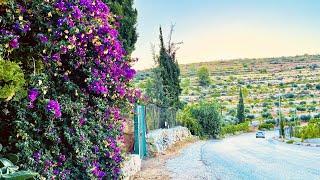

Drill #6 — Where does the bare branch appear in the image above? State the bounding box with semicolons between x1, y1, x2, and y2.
168;23;176;53
150;43;158;67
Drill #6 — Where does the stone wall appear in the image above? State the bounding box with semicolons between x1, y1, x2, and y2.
122;154;141;179
146;126;192;156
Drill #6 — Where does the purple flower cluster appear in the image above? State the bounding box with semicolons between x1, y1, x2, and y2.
79;118;86;126
1;0;140;178
92;161;106;179
33;151;41;162
9;38;19;48
28;88;39;108
46;100;62;118
13;21;30;34
57;154;66;166
0;10;31;49
42;0;138;99
37;33;48;43
106;137;122;165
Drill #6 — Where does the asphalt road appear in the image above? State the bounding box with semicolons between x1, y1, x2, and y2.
166;132;320;180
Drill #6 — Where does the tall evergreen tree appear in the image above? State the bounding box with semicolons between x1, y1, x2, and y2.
237;86;245;123
157;26;182;109
147;26;182;128
105;0;138;55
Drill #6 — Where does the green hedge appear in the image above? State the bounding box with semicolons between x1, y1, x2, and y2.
177;105;203;136
177;101;222;138
221;121;250;136
294;121;320;140
258;123;274;130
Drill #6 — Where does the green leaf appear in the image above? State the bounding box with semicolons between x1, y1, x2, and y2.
0;158;14;168
0;171;38;180
7;165;19;172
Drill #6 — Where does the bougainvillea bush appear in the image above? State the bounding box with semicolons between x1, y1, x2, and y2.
0;0;139;179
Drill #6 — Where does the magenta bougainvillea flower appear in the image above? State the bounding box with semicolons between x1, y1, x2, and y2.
27;88;39;108
46;100;62;118
9;38;19;48
28;88;39;102
37;33;48;43
33;151;41;162
92;161;106;179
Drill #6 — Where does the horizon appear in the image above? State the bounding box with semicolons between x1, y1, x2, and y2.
132;0;320;70
135;53;320;72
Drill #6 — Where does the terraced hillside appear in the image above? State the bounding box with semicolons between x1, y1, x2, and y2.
136;54;320;122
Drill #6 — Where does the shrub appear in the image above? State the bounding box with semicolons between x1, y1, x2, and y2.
262;111;272;119
286;140;294;144
294;121;320;140
177;106;202;136
246;114;255;120
190;102;222;138
314;113;320;119
284;93;295;99
300;101;307;105
197;67;211;86
265;119;276;125
258;123;274;130
305;83;312;89
308;106;316;112
300;114;312;121
0;58;26;101
227;109;237;117
296;106;307;111
221;122;250;136
262;102;270;107
222;116;238;125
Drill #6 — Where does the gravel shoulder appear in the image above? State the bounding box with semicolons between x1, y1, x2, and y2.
133;137;198;180
166;141;212;180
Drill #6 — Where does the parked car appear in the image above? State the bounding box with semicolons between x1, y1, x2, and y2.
256;131;265;138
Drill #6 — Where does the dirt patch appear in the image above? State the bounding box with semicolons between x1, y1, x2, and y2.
132;137;198;180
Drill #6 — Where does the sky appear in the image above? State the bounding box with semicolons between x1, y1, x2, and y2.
132;0;320;70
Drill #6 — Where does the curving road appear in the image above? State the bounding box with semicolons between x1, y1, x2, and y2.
166;132;320;180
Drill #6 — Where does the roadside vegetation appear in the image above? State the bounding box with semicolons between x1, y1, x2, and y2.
294;119;320;140
220;122;251;136
177;101;222;138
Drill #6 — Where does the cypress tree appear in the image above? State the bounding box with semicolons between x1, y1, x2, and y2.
237;86;245;123
156;26;181;109
154;27;182;127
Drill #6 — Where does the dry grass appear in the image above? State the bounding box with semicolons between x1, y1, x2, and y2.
132;137;198;180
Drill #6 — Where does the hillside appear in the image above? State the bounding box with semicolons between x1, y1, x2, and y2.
136;54;320;122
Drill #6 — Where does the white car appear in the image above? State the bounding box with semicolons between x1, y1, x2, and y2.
256;131;265;138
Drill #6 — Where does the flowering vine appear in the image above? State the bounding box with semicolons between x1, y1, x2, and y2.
0;0;140;179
